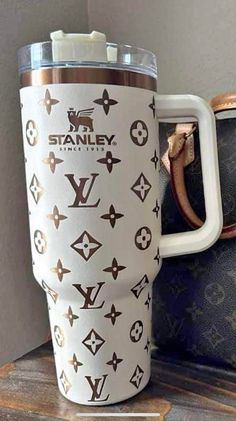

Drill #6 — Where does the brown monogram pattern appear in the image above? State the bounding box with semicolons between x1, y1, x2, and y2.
20;84;160;405
153;121;236;370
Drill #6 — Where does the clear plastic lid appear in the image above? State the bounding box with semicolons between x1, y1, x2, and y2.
18;30;157;78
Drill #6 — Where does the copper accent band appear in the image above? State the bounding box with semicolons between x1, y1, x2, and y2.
20;67;157;91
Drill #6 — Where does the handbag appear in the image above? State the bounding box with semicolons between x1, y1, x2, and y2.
153;92;236;368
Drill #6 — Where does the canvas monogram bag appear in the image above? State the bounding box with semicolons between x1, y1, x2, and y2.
153;92;236;368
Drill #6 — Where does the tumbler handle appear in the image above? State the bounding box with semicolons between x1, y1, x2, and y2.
156;94;223;258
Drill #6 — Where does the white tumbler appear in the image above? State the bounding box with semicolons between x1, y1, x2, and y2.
18;30;222;405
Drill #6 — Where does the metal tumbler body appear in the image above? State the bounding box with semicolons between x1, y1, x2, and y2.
18;32;222;405
19;43;160;404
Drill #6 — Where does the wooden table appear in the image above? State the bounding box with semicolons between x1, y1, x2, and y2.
0;343;235;421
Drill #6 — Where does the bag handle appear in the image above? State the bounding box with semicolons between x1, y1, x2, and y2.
167;92;236;239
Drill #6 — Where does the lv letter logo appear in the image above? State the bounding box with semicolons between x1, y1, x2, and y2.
73;282;105;309
85;375;110;402
65;173;100;208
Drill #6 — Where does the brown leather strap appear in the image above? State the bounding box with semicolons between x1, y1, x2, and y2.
168;92;236;240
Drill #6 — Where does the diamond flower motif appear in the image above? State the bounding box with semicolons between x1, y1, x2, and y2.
60;370;71;395
101;204;124;228
82;329;105;355
64;306;79;327
26;120;38;146
104;304;122;325
135;227;152;250
71;230;102;261
130;320;144;343
94;89;118;115
51;259;71;282
152;200;160;218
47;205;67;229
54;325;65;347
203;325;225;348
34;230;47;254
130;365;144;389
106;352;123;372
131;173;152;202
149;95;156;118
151;150;159;170
130;120;148;146
69;353;83;373
131;275;149;299
29;174;44;204
43;151;63;174
39;89;59;115
41;280;58;303
97;151;121;173
103;258;126;280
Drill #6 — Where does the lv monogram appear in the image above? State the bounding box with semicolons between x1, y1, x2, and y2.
73;282;105;309
65;173;100;208
85;374;110;402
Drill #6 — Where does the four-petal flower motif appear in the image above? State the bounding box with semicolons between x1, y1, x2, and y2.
104;304;122;326
39;89;59;115
130;120;148;146
152;200;160;218
106;352;123;372
94;89;118;115
43;151;63;174
97;151;121;173
51;259;71;282
135;226;152;250
101;204;124;228
64;305;79;327
149;95;156;118
103;257;126;280
69;353;83;373
47;205;67;230
151;150;159;170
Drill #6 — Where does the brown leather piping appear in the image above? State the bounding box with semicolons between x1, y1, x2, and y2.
20;67;157;91
168;92;236;240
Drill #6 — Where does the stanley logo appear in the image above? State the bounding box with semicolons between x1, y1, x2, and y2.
48;106;115;148
68;108;94;132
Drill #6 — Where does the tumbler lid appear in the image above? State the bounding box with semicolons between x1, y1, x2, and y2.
18;30;157;79
50;30;108;62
